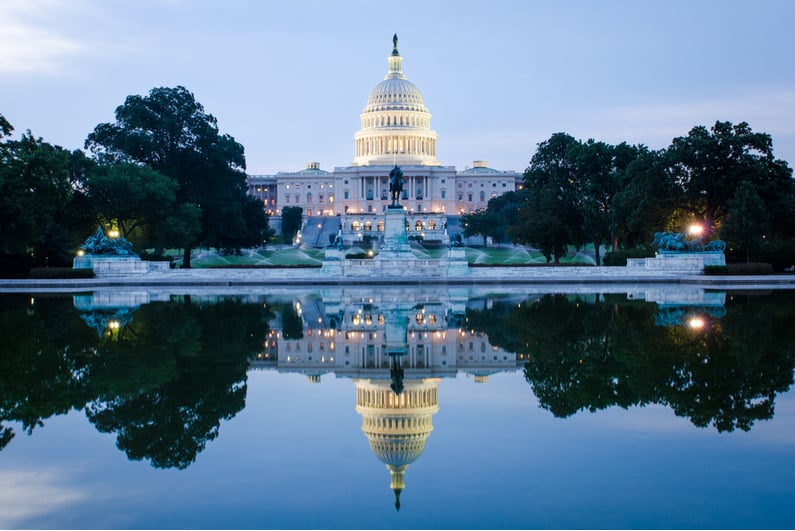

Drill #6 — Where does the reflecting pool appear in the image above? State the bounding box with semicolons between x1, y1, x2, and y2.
1;286;794;529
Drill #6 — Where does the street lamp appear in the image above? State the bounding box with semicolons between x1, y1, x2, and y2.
688;224;704;237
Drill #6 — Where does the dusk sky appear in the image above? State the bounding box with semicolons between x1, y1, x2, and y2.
2;0;794;175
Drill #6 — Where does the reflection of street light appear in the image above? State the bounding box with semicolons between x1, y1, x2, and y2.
108;229;120;238
688;224;704;237
688;316;706;330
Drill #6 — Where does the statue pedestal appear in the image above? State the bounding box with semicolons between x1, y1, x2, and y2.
627;252;726;273
377;206;412;258
74;255;150;276
447;247;468;275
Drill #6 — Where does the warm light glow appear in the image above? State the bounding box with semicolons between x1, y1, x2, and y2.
367;250;374;257
107;320;120;330
688;317;706;330
688;224;704;237
107;230;120;238
76;249;85;257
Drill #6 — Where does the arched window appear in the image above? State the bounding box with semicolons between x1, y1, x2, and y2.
428;220;436;230
307;193;312;204
364;220;372;231
415;220;424;231
351;221;360;231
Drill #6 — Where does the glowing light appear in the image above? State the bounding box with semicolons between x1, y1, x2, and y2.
107;320;120;330
107;230;120;238
76;249;85;257
688;224;704;237
688;317;706;330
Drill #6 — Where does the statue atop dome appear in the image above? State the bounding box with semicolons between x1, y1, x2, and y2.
392;33;399;55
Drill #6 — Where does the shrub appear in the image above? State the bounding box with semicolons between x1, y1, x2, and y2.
603;247;655;266
28;267;95;279
705;263;773;275
755;239;795;272
138;252;173;262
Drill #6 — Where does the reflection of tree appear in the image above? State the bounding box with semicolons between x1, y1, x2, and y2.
85;300;271;469
0;295;272;468
279;303;304;340
466;292;795;432
0;295;96;445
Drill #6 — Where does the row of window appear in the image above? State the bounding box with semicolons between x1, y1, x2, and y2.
458;182;510;188
347;219;439;232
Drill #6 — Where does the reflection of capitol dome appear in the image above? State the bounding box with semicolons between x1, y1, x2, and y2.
355;378;441;510
353;34;439;167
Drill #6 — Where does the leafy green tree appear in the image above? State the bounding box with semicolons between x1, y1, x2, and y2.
281;206;303;244
515;133;584;263
85;86;269;266
611;146;674;249
721;180;770;262
665;121;793;237
86;162;178;240
461;209;494;246
0;127;95;268
572;139;617;265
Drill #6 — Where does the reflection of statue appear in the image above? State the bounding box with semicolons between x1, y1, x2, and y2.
389;165;403;206
82;226;136;256
390;356;405;396
451;233;464;247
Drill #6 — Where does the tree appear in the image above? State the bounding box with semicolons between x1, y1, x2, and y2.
515;133;584;263
86;162;178;240
572;139;618;265
461;209;499;246
281;206;303;244
665;121;792;237
606;145;680;250
85;86;269;267
0;128;95;268
489;190;527;239
721;180;769;262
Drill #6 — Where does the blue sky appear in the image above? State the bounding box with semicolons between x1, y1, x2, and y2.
1;0;794;175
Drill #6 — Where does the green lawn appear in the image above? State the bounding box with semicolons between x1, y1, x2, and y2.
166;244;602;267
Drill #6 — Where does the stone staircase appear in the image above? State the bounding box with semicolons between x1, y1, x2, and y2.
300;216;342;248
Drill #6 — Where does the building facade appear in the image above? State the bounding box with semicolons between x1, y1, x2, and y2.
246;35;521;245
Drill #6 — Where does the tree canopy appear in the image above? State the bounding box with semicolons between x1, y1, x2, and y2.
85;86;270;266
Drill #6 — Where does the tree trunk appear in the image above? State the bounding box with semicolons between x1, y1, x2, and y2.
593;239;602;266
183;247;192;269
612;234;619;252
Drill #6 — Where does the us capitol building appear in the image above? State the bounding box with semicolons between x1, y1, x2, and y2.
246;35;521;246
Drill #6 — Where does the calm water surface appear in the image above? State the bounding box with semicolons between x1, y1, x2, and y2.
1;286;794;529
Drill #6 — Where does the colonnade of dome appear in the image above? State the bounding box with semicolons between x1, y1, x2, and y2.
353;35;439;166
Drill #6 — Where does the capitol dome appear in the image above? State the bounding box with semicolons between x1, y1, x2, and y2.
353;35;440;166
